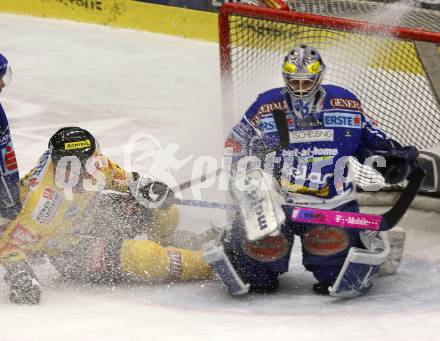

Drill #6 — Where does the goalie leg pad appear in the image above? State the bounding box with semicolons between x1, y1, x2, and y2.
203;245;250;296
329;231;390;298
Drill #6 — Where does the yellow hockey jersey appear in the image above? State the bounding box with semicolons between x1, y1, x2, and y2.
1;149;147;265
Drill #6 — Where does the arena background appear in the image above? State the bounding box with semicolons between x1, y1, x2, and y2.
0;0;223;41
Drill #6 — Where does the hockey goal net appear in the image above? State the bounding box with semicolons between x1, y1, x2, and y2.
219;2;440;196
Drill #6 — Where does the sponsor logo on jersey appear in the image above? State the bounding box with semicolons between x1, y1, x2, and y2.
289;129;334;143
303;226;349;256
9;223;40;245
32;187;62;226
64;139;91;151
329;98;362;111
258;116;277;133
250;100;288;127
323;113;361;129
1;143;18;175
285;147;339;157
296;118;322;128
43;188;54;200
224;137;243;155
344;130;353;137
242;235;289;262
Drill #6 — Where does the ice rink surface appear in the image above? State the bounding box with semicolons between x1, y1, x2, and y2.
1;13;440;341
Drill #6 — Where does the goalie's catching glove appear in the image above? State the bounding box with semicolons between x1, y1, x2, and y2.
363;139;419;184
5;261;41;305
129;172;174;209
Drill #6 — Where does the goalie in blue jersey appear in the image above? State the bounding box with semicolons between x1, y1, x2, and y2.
204;44;419;298
0;52;20;231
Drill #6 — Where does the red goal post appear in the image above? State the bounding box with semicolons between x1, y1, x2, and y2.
219;3;440;152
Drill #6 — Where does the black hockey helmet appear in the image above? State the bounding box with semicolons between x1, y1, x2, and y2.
49;126;96;164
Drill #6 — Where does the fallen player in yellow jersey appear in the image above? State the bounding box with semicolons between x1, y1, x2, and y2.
0;127;213;304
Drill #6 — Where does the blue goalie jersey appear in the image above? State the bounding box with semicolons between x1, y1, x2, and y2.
0;102;20;222
226;84;388;209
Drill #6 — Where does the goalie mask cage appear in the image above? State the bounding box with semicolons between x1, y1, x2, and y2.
219;2;440;190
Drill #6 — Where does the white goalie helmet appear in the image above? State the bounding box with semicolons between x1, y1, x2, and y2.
282;45;326;99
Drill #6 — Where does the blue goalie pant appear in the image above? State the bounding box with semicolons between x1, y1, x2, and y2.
219;201;368;292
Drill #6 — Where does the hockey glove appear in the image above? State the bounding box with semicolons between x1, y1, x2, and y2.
129;172;175;209
5;261;41;305
363;139;419;184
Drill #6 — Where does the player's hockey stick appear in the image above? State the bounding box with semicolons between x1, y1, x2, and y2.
273;109;290;150
174;165;423;231
172;167;222;192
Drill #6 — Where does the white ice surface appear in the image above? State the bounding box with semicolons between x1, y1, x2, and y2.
0;13;440;341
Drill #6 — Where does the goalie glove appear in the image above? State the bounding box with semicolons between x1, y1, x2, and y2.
362;139;419;184
230;168;286;241
129;172;174;209
5;261;41;305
